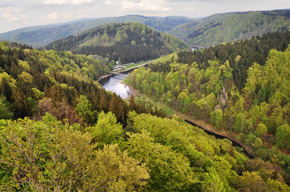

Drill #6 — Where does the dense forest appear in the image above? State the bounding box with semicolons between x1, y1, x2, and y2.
0;41;166;123
1;39;290;191
169;10;290;47
2;109;290;191
45;22;190;64
125;31;290;183
0;15;195;47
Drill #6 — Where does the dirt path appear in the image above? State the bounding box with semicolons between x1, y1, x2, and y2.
119;81;140;100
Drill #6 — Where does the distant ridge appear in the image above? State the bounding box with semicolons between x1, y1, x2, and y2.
0;15;196;47
169;9;290;47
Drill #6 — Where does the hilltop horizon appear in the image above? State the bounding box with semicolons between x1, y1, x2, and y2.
0;0;289;33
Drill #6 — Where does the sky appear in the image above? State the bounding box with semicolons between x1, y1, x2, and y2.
0;0;289;33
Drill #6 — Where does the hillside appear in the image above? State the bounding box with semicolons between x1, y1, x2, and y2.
169;10;290;47
1;37;290;192
0;15;196;47
44;22;191;64
0;41;288;190
125;31;290;179
169;12;233;37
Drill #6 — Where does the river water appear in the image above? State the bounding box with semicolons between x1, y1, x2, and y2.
99;72;130;99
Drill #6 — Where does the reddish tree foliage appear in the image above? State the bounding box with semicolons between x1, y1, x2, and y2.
33;98;83;125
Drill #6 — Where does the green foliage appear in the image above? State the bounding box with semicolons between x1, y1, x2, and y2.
125;130;198;191
45;22;190;64
75;95;97;124
86;111;124;147
0;95;13;119
0;15;195;47
256;123;268;137
170;10;290;47
0;115;149;191
276;124;290;148
126;32;290;175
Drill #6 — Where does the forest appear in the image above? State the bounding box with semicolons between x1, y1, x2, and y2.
170;10;290;47
125;30;290;189
0;15;195;48
44;22;190;64
1;36;290;191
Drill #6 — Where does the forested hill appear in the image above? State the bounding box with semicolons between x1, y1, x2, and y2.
0;41;167;123
1;42;290;191
169;9;290;47
44;22;190;64
125;30;290;181
0;15;195;47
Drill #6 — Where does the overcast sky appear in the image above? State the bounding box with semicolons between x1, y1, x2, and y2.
0;0;289;33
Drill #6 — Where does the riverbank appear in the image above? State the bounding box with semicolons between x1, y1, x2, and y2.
119;81;140;100
96;73;113;82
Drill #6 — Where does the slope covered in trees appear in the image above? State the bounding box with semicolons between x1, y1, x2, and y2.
1;111;289;191
169;10;290;47
45;22;190;64
0;40;290;191
0;41;165;124
125;31;290;177
0;15;195;47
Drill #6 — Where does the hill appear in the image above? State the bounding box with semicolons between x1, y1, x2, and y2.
169;10;290;47
125;30;290;180
0;39;290;192
0;15;196;47
44;22;191;64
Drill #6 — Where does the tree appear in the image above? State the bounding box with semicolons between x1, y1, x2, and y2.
12;88;31;118
125;130;198;191
0;95;13;119
237;171;266;192
276;124;290;148
75;95;97;124
18;71;33;84
0;77;13;103
202;168;227;192
0;115;149;191
86;111;124;147
211;109;223;130
256;123;268;137
131;40;136;46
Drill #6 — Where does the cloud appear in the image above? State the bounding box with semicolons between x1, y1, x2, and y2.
44;0;93;5
105;0;113;5
0;7;28;21
40;11;88;20
121;0;171;11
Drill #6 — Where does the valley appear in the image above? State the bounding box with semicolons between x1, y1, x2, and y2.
1;7;290;191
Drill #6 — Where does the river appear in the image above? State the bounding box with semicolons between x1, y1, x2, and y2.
99;72;130;99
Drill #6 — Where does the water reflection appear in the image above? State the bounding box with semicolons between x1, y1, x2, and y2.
100;73;131;99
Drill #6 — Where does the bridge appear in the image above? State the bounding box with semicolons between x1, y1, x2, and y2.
168;114;255;159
